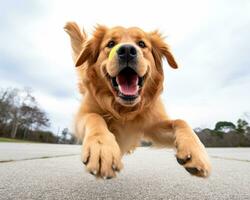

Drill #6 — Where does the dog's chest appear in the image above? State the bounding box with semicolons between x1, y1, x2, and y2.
108;122;143;154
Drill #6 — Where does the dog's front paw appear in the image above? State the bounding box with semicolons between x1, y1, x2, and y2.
82;133;123;179
175;134;211;178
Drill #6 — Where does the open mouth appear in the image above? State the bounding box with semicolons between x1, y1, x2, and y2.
110;67;144;102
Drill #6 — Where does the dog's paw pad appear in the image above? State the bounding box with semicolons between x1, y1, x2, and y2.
185;167;199;175
185;167;208;177
176;155;191;165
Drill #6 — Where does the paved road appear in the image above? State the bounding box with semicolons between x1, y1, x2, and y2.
0;143;250;200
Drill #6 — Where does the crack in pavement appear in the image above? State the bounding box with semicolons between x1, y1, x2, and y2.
210;155;250;163
0;153;79;164
1;154;249;164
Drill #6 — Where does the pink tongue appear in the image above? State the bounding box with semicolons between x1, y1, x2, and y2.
116;74;139;95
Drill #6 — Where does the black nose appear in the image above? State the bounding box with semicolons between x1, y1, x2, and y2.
117;44;137;62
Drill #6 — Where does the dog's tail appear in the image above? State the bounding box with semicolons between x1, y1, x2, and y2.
64;22;87;62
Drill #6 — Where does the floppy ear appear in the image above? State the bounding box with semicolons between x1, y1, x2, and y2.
64;22;87;62
149;31;178;69
75;25;107;67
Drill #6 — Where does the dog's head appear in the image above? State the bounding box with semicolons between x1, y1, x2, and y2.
65;23;178;109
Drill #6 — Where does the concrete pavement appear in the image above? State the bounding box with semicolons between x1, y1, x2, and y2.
0;143;250;200
0;143;80;162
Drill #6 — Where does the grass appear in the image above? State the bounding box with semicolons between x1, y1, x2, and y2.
0;137;35;143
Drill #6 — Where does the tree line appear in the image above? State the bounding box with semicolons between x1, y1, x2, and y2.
195;118;250;147
141;118;250;147
0;87;76;144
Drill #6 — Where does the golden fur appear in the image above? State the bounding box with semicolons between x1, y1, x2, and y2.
64;22;211;179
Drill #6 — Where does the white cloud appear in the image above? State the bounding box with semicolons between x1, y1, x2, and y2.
33;91;80;132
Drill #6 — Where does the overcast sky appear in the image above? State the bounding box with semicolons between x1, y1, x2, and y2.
0;0;250;132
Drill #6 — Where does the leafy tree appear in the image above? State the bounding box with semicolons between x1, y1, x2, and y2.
214;121;236;133
61;128;69;143
236;119;249;134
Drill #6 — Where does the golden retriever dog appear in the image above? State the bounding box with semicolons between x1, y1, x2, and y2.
64;22;211;179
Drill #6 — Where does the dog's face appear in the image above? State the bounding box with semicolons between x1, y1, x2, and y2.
75;26;178;107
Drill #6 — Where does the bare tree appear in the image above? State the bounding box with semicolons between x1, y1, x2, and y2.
0;88;19;134
0;87;50;138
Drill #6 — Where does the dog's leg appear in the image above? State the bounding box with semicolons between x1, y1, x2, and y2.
76;113;123;179
144;119;211;177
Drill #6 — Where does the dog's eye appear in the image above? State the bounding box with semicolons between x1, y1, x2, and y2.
107;40;116;48
138;40;146;48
